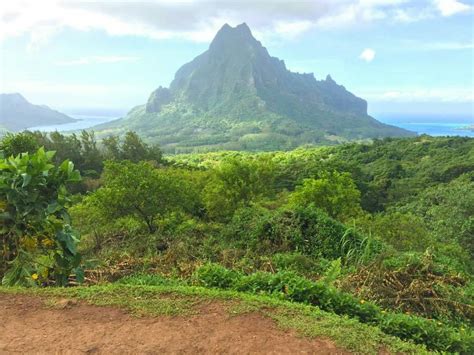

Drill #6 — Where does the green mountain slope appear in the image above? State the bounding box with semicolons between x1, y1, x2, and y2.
97;23;414;153
0;93;76;132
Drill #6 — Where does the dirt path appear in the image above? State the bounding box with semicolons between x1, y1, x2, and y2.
0;294;346;354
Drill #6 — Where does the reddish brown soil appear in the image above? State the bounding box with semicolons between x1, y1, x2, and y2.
0;294;346;354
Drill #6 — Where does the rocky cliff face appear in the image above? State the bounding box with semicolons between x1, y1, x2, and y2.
151;22;368;121
146;87;173;113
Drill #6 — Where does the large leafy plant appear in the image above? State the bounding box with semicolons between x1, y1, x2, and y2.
0;148;82;286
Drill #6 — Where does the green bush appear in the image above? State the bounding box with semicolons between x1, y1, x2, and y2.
118;274;181;287
271;252;328;276
288;171;362;220
225;205;382;263
0;132;40;157
194;264;473;352
85;161;198;234
0;148;82;286
377;313;471;353
202;156;276;221
195;263;242;289
354;212;433;252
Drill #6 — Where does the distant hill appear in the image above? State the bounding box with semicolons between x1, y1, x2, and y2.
0;93;76;132
96;23;414;153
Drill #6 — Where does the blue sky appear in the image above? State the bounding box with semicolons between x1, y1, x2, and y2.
0;0;473;120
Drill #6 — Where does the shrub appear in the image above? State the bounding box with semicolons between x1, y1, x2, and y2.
0;148;82;286
288;171;362;220
202;156;276;221
377;313;471;353
87;161;197;233
118;274;181;287
195;263;242;289
0;132;40;157
224;205;382;264
271;252;328;276
354;212;432;252
343;250;473;325
194;264;473;352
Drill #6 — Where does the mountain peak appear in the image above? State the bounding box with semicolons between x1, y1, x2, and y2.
210;22;259;51
1;93;27;104
235;22;251;34
0;93;75;131
215;22;251;36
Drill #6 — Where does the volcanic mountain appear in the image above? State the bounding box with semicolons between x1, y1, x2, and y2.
98;23;414;152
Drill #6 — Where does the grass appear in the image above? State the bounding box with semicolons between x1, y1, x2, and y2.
0;283;430;354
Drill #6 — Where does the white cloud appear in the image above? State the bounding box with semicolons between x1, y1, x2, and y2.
393;8;433;22
27;26;59;52
433;0;472;16
55;56;140;66
0;0;467;49
359;48;376;62
361;88;474;102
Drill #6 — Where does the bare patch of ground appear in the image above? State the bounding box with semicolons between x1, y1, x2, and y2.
0;294;346;354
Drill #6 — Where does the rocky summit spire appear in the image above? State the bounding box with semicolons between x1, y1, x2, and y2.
209;23;260;53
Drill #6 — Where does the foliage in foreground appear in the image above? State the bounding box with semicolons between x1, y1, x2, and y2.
1;133;473;353
0;148;82;286
342;251;474;325
194;264;473;353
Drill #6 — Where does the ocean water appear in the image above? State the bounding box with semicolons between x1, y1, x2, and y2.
27;113;474;138
377;115;474;137
387;122;474;137
27;115;119;132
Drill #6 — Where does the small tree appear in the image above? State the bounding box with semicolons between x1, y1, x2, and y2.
0;148;82;286
203;156;275;220
0;132;39;157
102;131;163;163
89;161;190;233
288;171;362;221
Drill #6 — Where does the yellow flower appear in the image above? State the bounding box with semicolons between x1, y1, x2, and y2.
42;238;54;247
22;237;37;251
360;300;365;304
31;273;39;280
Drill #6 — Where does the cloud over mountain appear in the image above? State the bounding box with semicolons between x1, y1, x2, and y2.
1;0;472;49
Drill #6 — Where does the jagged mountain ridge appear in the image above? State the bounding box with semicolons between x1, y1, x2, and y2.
162;23;366;119
98;23;414;153
0;93;76;132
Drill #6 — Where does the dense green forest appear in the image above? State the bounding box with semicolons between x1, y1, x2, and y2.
1;130;473;352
